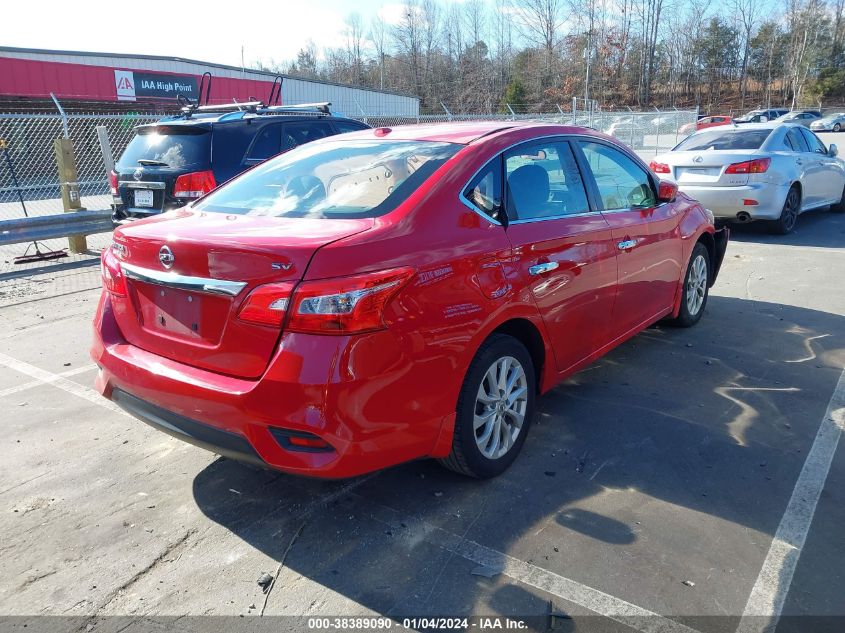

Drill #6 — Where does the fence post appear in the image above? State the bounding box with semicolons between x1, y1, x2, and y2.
506;103;516;121
572;97;577;125
54;137;88;254
96;126;115;174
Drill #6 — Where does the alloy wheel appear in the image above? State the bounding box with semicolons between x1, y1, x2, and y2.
686;254;708;316
782;190;799;232
474;356;528;460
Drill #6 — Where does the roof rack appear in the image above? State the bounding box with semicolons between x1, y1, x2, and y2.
258;102;332;115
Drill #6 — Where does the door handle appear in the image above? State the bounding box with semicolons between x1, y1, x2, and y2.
528;261;559;275
617;239;638;250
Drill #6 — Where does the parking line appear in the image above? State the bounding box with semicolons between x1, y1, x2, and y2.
0;352;126;417
0;363;97;399
366;502;701;633
737;368;845;633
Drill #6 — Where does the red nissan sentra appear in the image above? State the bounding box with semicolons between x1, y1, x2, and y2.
92;122;728;479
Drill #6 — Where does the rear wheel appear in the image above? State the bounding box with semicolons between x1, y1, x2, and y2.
834;123;842;132
831;185;845;213
668;242;710;328
439;334;536;478
770;186;800;235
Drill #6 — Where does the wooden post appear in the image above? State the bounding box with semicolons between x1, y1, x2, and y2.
54;137;87;253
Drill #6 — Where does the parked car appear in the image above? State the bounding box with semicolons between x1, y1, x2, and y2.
650;123;845;234
603;116;645;147
678;115;732;135
734;108;789;124
810;112;845;132
774;110;821;127
110;102;369;223
650;113;689;133
93;122;728;480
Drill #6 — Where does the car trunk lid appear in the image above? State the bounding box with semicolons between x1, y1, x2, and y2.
110;210;373;378
666;151;756;186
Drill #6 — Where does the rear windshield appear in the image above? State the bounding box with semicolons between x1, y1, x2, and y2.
117;125;210;170
674;129;771;151
193;138;460;219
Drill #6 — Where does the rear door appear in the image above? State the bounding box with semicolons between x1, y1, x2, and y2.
501;138;618;373
243;123;283;167
282;120;335;151
576;140;681;337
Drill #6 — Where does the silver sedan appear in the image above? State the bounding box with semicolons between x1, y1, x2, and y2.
650;123;845;234
810;112;845;132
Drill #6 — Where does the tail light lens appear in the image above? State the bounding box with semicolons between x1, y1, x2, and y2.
288;267;415;334
173;170;216;199
101;247;127;296
725;158;771;174
108;170;119;196
649;161;670;174
237;282;294;327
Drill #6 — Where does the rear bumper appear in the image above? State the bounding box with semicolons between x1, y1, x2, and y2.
680;183;788;220
91;292;452;478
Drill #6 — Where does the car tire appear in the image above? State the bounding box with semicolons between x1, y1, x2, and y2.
831;185;845;213
834;123;841;132
668;242;710;328
439;334;536;479
770;186;801;234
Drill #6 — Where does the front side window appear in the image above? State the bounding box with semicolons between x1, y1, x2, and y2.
504;141;589;221
800;128;827;154
194;139;459;219
334;120;368;134
578;142;655;210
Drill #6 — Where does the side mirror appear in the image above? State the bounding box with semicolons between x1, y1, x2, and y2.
829;144;838;157
657;180;678;203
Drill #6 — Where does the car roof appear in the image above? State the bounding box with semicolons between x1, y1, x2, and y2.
141;112;362;129
330;121;594;145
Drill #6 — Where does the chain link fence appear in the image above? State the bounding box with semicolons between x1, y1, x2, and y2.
0;112;160;221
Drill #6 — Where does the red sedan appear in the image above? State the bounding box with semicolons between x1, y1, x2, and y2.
92;122;728;479
678;115;733;135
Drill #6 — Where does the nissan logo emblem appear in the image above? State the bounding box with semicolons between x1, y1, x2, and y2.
159;245;175;269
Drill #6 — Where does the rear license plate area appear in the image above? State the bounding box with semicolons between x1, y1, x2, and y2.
132;283;229;343
134;189;154;207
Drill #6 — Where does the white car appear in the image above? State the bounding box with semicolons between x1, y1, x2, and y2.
649;123;845;234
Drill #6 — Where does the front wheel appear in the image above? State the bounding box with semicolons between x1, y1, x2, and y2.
439;334;536;478
834;123;841;132
770;187;800;235
668;242;710;328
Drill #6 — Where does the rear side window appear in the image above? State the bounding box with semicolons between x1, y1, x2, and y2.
117;126;210;169
674;129;772;151
504;141;589;220
247;124;282;161
194;139;460;219
578;142;655;210
334;120;368;134
283;121;333;150
463;158;504;223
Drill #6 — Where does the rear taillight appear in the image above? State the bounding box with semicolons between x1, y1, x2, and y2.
287;267;415;334
649;161;670;174
237;282;294;327
725;158;770;174
108;170;119;196
173;170;216;199
101;247;127;296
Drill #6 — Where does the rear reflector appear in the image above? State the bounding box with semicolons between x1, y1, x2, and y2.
725;158;770;174
173;170;217;199
743;199;759;206
269;428;334;453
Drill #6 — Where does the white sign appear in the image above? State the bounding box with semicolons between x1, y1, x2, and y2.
114;70;136;102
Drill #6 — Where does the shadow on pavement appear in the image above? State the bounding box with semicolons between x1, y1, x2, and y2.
191;296;845;628
725;208;845;247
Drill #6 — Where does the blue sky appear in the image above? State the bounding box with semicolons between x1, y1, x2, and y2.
9;0;426;68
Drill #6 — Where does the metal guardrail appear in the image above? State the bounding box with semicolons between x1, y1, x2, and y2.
0;210;113;246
